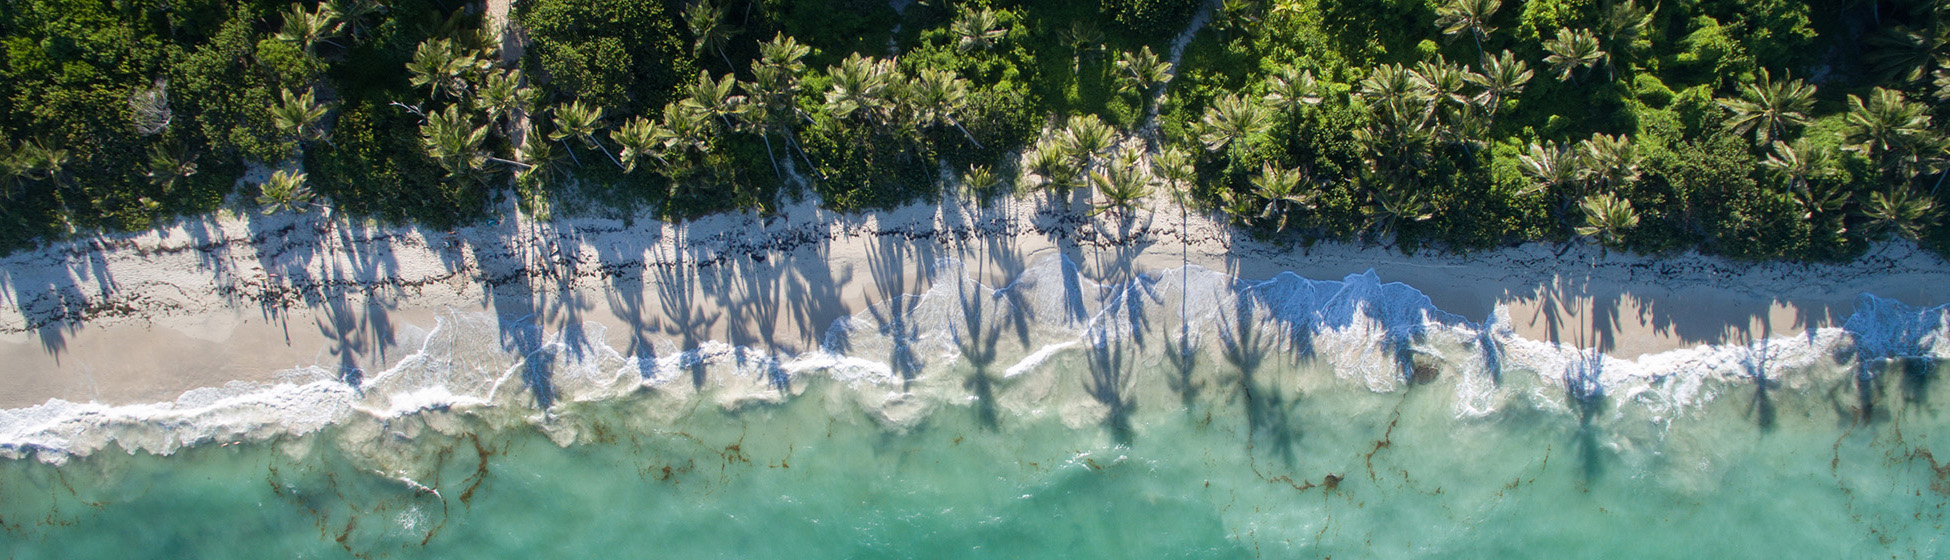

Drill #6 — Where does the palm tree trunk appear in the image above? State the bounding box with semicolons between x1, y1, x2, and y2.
716;46;736;76
760;133;783;179
586;136;627;170
950;119;985;149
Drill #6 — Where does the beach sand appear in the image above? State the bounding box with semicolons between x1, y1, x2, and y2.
3;193;1946;409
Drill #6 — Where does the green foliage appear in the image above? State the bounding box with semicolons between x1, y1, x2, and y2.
759;0;899;67
2;0;1950;265
1100;0;1203;44
519;0;696;114
307;101;468;228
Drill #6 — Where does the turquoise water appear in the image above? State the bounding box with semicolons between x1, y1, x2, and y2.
3;260;1947;557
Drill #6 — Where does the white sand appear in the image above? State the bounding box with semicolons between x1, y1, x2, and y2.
2;192;1946;409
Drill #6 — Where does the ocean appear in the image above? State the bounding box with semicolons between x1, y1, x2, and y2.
3;256;1946;557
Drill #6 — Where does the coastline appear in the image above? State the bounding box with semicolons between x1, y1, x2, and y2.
2;192;1947;411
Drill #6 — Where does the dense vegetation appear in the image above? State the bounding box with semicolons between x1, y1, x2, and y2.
3;0;1949;261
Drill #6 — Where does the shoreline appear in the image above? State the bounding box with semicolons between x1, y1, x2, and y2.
3;193;1948;410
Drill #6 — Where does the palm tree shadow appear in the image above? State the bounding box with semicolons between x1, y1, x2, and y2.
1478;313;1504;386
601;269;660;381
865;234;923;390
1899;356;1936;410
1740;337;1777;432
653;237;722;389
951;267;1008;430
1164;307;1203;412
1090;208;1158;347
1565;350;1607;487
1220;287;1301;468
1084;328;1137;445
313;296;393;390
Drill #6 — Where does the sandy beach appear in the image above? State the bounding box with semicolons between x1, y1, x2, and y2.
2;192;1946;409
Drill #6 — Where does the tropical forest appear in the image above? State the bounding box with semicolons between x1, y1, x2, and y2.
2;0;1949;261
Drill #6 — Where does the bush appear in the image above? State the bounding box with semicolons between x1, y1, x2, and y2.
519;0;696;114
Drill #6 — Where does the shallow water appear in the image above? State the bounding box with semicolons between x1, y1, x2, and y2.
3;257;1947;557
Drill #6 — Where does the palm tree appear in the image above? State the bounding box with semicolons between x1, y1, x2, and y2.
1718;68;1817;147
1578;133;1640;190
1797;183;1850;240
1574;192;1638;253
825;53;893;124
1768;139;1850;233
1152;146;1197;219
1863;25;1949;84
745;33;813;176
1517;140;1581;197
507;141;561;216
1935;67;1950;101
1595;0;1653;72
475;70;535;135
961;164;1001;200
144;144;198;192
1467;50;1531;117
1415;56;1473;111
12;138;68;183
1263;66;1324;114
422;105;489;179
613;116;661;173
1363;182;1435;247
1151;146;1198;275
1862;186;1936;241
654;101;714;161
1356;64;1439;168
257;169;315;215
1542;28;1607;83
952;7;1006;53
1090;153;1152;219
1250;162;1315;232
1061;21;1106;68
276;2;343;58
1213;0;1262;37
1026;137;1079;194
1062;114;1118;167
1116;46;1172;98
907;68;979;147
1760;139;1836;197
681;70;745;131
1357;63;1434;128
1843;87;1933;176
270;88;331;146
407;38;490;100
1434;0;1500;60
1197;94;1272;153
685;0;741;71
326;0;386;42
549;100;621;168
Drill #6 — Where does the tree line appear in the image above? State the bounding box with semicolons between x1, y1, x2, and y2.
1;0;1946;261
